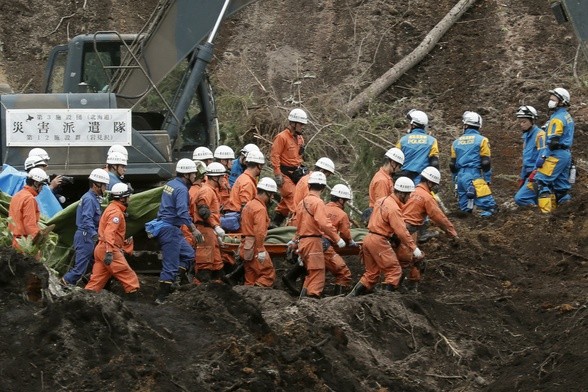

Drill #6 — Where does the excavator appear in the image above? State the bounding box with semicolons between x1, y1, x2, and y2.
551;0;588;64
0;0;255;197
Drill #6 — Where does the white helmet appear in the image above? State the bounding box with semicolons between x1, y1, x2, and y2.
462;111;483;127
110;182;132;199
24;156;47;171
245;150;265;164
330;184;352;199
240;143;260;156
394;177;415;193
549;87;570;105
315;157;335;174
176;158;198;174
89;168;110;185
421;166;441;184
406;109;429;127
193;146;214;161
257;177;278;193
107;144;129;159
214;145;235;160
28;148;50;161
106;152;128;166
206;162;227;176
516;105;538;119
308;171;327;185
385;147;405;165
288;108;308;124
28;168;49;184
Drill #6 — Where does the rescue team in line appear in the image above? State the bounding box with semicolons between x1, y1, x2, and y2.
7;87;575;302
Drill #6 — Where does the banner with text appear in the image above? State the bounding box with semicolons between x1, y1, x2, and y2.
6;108;132;147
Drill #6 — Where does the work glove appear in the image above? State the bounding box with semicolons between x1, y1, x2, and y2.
214;225;225;239
257;251;267;263
274;174;284;188
528;169;537;183
104;252;113;266
348;240;359;248
535;155;546;169
192;228;204;244
124;236;133;245
413;247;424;260
336;238;346;249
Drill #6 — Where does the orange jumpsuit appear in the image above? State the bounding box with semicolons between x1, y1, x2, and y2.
225;170;257;212
8;185;41;250
181;182;204;248
295;193;341;297
85;200;139;293
218;174;231;211
360;194;416;290
368;167;393;207
288;172;311;226
193;182;223;272
324;202;352;286
239;196;275;287
271;128;304;216
398;183;458;282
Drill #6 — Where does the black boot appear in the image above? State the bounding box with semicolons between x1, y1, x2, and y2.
282;264;306;296
299;288;320;299
124;290;139;301
223;262;245;286
175;267;190;287
382;283;397;292
332;285;346;296
155;282;172;305
346;281;368;297
195;269;212;284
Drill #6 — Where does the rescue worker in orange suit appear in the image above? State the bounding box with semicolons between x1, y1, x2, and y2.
399;167;458;291
293;171;346;298
292;157;336;210
239;177;278;287
153;159;204;304
8;168;49;250
85;183;139;299
283;182;354;296
223;150;266;226
348;177;424;296
270;108;307;227
181;160;207;252
214;145;235;209
193;162;227;282
362;147;405;225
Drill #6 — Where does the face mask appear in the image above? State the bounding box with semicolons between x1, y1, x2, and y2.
548;100;558;109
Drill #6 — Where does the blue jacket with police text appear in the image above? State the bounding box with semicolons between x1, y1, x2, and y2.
157;177;192;227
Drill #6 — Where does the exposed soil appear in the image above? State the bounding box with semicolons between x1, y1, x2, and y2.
1;0;587;391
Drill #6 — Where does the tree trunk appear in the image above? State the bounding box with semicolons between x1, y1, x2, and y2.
343;0;478;118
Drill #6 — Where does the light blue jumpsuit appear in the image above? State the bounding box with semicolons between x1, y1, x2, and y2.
396;128;439;184
514;125;546;206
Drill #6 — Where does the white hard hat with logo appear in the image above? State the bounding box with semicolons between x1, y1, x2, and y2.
29;148;50;161
176;158;197;173
394;177;415;193
549;87;570;105
308;171;327;185
462;111;483;127
89;168;110;185
107;145;129;159
107;152;128;166
245;150;265;164
420;167;441;184
257;177;278;193
406;109;429;127
206;162;227;176
193;146;214;160
385;147;405;165
214;145;235;160
28;168;49;183
315;157;335;174
24;156;47;171
330;184;352;199
288;108;308;124
110;182;132;199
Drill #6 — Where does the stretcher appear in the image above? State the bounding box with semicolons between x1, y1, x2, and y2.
221;227;368;257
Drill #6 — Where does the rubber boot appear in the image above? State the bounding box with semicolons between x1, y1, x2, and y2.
223;262;245;286
155;282;172;305
346;281;367;297
299;288;320;299
382;283;397;292
175;267;190;288
124;290;139;301
282;264;306;296
332;285;346;296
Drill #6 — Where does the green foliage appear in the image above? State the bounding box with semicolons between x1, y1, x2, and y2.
0;217;60;267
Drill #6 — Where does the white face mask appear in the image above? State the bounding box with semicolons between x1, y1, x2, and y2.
548;100;558;109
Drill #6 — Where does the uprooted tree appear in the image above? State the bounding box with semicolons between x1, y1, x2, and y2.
342;0;478;118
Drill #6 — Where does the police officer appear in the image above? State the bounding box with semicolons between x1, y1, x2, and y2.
534;88;575;212
396;109;439;183
154;159;204;304
450;111;497;217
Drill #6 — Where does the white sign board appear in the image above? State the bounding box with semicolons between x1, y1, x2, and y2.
5;108;132;147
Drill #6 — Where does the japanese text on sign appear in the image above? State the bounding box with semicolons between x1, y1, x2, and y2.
6;109;132;147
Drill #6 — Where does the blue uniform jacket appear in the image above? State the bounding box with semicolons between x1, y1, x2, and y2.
545;107;574;154
451;128;492;182
397;128;438;173
520;125;546;179
157;177;192;227
75;189;102;238
107;172;122;191
228;158;245;187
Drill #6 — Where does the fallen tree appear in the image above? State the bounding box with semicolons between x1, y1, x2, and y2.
343;0;478;118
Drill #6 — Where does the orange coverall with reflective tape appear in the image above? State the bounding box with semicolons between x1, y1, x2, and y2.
295;193;341;296
8;186;41;250
193;182;223;272
397;183;458;282
324;201;352;286
239;196;275;287
225;170;257;212
368;167;393;207
360;194;416;290
271;128;304;216
85;200;139;293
